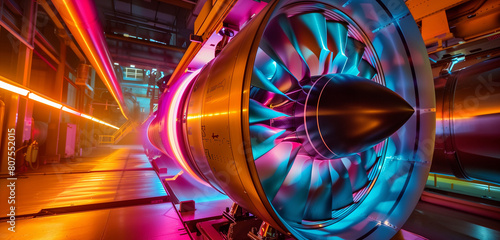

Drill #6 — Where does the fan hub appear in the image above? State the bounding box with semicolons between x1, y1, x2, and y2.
300;74;415;159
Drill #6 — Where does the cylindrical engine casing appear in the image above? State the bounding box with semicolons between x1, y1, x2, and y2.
148;0;436;239
433;57;500;183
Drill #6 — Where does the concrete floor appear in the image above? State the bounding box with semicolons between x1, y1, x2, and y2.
0;146;190;240
403;201;500;240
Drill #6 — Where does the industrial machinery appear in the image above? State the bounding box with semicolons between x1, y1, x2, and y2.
148;0;436;239
433;56;500;184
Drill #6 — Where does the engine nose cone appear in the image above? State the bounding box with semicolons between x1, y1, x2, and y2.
302;74;414;159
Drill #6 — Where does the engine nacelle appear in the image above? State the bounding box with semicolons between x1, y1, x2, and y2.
148;0;436;239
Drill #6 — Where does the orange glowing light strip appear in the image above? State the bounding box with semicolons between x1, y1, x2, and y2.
167;69;208;185
62;106;81;116
81;114;93;120
29;93;63;109
164;170;184;181
0;77;29;96
60;0;128;120
0;79;119;129
91;117;102;123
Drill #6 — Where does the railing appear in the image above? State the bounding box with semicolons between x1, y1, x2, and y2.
426;173;500;201
98;135;114;144
98;120;138;145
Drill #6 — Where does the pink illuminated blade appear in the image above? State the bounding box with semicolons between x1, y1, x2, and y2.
303;160;333;220
249;99;288;123
255;141;301;201
272;154;313;223
254;48;301;94
329;159;354;209
250;124;286;159
270;63;302;94
288;12;330;75
359;148;377;170
341;155;368;192
251;67;291;100
326;21;349;74
260;14;309;81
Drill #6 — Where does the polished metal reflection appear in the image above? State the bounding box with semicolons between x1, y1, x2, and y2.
301;74;414;159
148;0;435;239
433;57;500;184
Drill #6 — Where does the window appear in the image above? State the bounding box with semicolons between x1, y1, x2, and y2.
123;67;144;81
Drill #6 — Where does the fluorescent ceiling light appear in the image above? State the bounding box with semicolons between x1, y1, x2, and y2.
28;93;62;109
0;80;30;96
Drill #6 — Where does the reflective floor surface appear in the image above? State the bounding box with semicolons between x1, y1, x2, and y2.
0;146;189;240
1;145;499;240
403;200;500;240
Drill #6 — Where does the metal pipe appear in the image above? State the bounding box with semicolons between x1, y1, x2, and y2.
433;57;500;184
51;0;130;119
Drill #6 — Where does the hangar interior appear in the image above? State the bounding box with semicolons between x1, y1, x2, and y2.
0;0;499;239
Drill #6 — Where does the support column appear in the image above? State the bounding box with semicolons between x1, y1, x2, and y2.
0;95;20;175
45;30;68;161
10;0;36;171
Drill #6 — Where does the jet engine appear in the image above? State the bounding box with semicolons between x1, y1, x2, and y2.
148;0;436;239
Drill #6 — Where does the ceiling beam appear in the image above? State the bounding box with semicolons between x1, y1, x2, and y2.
406;0;472;21
106;33;186;53
110;53;178;70
157;0;196;10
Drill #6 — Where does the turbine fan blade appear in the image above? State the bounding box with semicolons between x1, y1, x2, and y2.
270;62;302;94
254;48;278;78
252;67;289;97
271;117;296;130
326;21;348;73
249;99;288;124
342;37;365;75
272;155;313;223
303;160;333;220
359;148;377;170
342;155;368;192
288;12;330;75
357;59;377;80
256;142;301;201
271;101;296;115
250;87;290;107
329;159;354;209
261;14;308;80
250;124;286;159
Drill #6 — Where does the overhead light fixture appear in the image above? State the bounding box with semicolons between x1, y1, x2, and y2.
114;62;119;66
130;65;135;68
0;78;119;129
0;80;30;96
28;93;62;109
81;114;93;120
91;117;103;123
62;106;81;116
